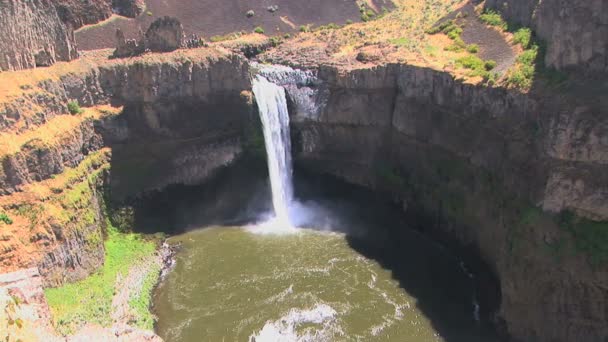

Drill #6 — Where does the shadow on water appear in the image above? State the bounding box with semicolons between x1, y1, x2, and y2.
294;168;503;342
131;158;501;341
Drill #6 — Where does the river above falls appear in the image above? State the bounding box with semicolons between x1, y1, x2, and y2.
153;221;499;342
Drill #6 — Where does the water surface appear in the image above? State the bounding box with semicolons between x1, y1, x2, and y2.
154;224;494;341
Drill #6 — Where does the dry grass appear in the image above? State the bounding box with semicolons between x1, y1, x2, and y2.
0;149;111;272
263;0;479;73
0;105;121;158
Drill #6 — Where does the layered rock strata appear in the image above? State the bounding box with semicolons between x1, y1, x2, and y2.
288;64;608;342
0;0;77;71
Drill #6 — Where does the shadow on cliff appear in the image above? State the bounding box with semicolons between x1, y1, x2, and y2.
124;156;273;235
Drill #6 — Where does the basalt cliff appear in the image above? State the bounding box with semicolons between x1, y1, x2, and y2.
0;0;607;341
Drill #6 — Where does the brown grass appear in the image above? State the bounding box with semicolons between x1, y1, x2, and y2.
0;149;111;272
0;105;121;157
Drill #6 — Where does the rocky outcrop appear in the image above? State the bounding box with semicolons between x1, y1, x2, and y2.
0;119;103;195
145;17;185;53
288;64;608;342
113;17;186;58
112;0;145;18
0;0;77;71
0;49;253;287
0;49;252;195
113;28;145;58
485;0;608;74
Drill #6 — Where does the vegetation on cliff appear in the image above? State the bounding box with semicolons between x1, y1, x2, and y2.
45;226;159;335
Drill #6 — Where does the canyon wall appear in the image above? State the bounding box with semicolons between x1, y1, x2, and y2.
0;0;78;71
0;0;145;72
0;50;254;285
290;64;608;342
485;0;608;73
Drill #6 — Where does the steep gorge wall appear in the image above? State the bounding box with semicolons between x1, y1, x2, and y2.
0;51;254;285
485;0;608;74
0;0;78;71
0;0;144;72
290;64;608;342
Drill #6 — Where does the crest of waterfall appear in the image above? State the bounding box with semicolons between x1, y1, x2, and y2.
252;75;294;227
254;63;328;121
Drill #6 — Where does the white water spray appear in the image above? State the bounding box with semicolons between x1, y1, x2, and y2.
252;75;294;229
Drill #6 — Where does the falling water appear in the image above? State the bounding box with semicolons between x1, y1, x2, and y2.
252;75;294;227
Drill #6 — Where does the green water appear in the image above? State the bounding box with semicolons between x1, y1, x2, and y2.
153;226;465;341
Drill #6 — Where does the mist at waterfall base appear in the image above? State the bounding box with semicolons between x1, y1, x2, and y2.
150;74;500;342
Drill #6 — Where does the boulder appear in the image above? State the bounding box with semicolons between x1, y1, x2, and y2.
145;16;185;52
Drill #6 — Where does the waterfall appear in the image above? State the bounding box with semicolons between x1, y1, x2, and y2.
252;75;294;227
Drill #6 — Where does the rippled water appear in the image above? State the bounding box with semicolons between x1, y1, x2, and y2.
153;223;493;342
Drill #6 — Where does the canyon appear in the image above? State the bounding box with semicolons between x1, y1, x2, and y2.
0;0;607;341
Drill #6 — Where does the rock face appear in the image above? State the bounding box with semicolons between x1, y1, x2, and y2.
0;0;77;71
113;28;145;58
485;0;608;73
145;17;185;53
288;64;608;342
0;50;253;285
2;45;607;342
113;17;187;57
113;0;145;18
0;0;148;71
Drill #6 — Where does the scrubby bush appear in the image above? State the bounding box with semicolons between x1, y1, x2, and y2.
0;213;13;225
466;44;479;53
246;10;255;18
513;28;532;49
67;101;83;115
479;9;507;30
485;60;497;70
254;26;265;34
299;25;310;33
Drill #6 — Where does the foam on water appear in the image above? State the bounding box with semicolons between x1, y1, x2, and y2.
249;304;340;342
246;217;299;235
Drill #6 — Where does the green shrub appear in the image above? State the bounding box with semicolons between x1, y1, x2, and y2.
456;55;485;70
513;28;532;49
484;60;497;70
299;25;310;33
505;44;538;89
479;9;507;30
426;20;455;35
0;213;13;225
466;44;479;53
269;36;282;47
346;19;353;25
283;33;291;39
145;11;152;16
210;32;243;42
253;26;265;34
246;10;255;18
67;101;83;115
317;23;341;31
456;56;498;80
517;45;538;65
